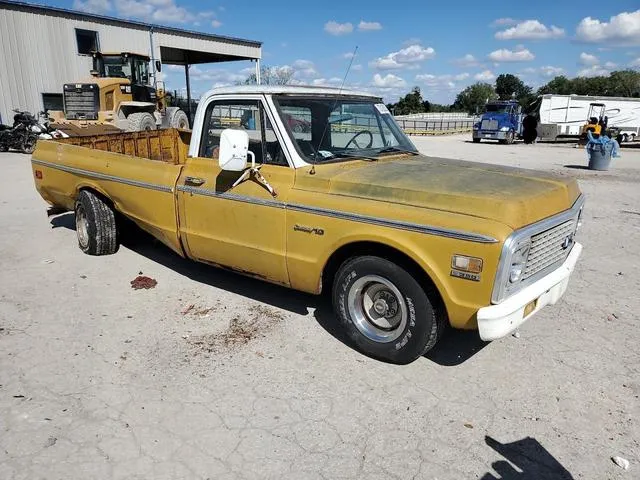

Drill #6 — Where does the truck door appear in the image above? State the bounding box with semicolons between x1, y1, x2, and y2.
177;96;294;286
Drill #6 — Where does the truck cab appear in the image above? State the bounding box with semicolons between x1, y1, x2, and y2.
473;100;523;144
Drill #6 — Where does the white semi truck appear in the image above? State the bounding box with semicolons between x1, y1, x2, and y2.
535;94;640;142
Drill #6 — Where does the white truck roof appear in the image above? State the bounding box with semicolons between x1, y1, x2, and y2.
201;85;381;100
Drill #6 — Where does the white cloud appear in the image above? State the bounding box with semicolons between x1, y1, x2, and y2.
475;70;496;81
495;20;565;40
491;18;518;27
630;57;640;67
324;21;354;36
73;0;111;14
579;52;599;65
342;52;356;59
211;19;222;28
487;47;535;62
358;20;382;31
577;64;616;77
540;66;565;77
414;73;469;90
370;44;435;70
187;67;246;84
352;64;363;71
604;61;618;69
312;77;343;86
452;54;480;67
576;10;640;45
291;60;318;79
114;0;153;18
372;73;407;88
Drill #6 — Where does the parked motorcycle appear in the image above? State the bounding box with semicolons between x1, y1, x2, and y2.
0;109;68;154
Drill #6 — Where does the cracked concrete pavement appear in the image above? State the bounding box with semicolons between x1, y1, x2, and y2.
1;136;639;479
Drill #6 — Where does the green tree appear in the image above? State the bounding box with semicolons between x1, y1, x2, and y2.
387;87;426;115
495;73;535;107
537;75;574;95
608;70;640;97
453;82;497;114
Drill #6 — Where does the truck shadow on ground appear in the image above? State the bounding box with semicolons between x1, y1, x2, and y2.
480;436;574;480
51;212;487;366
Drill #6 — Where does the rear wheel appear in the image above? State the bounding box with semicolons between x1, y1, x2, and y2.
75;190;119;256
622;133;629;143
332;256;442;364
127;112;157;132
169;109;189;129
21;134;37;154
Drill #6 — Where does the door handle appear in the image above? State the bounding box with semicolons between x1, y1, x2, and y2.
185;176;205;186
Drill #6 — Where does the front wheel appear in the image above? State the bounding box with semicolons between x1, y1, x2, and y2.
21;134;37;154
332;256;442;364
472;137;481;143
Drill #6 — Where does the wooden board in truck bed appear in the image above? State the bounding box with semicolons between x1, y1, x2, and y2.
56;128;192;164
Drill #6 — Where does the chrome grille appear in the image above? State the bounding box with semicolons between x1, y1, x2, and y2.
523;220;575;279
481;119;498;130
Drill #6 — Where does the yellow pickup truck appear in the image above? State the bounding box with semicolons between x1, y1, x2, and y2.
31;86;584;364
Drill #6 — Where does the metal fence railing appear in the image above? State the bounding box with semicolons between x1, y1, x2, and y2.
395;118;476;135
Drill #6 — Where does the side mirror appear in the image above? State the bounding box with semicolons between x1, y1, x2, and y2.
218;129;249;171
155;60;162;72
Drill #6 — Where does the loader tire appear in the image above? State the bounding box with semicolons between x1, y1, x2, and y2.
127;112;156;132
75;190;119;256
169;109;190;129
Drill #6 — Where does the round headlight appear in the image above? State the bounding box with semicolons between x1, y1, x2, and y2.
509;244;530;283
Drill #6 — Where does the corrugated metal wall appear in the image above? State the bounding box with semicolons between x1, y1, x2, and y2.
0;7;260;124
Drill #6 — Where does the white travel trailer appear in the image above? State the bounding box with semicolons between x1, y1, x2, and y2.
535;94;640;142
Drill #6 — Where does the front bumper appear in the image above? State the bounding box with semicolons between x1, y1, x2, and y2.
473;130;508;140
477;242;582;341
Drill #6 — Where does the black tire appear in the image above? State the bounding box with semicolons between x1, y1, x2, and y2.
332;256;442;364
0;143;7;152
127;112;157;132
21;134;37;154
504;131;515;145
169;109;190;129
74;190;119;256
472;137;481;143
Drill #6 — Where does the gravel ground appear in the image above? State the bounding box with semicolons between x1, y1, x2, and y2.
1;135;639;479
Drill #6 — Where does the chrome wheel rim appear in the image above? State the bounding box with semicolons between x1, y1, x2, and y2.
76;205;89;249
347;275;407;343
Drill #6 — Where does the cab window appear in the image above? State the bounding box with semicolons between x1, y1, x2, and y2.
199;100;287;166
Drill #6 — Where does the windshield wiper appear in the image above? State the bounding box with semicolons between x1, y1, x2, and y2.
376;146;419;155
327;152;379;162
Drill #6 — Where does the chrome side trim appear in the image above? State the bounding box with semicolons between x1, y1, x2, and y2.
178;185;497;243
31;159;173;193
491;194;585;304
177;185;285;209
286;203;497;243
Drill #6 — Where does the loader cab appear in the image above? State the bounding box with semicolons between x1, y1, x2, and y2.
92;52;157;103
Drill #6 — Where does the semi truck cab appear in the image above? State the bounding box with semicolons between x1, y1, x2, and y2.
473;100;523;144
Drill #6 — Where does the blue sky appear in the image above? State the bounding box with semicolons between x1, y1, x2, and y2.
39;0;640;102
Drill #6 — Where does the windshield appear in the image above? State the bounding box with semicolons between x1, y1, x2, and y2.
273;95;418;163
103;57;132;79
485;104;512;114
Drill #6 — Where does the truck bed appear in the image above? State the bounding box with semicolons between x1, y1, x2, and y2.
57;128;192;165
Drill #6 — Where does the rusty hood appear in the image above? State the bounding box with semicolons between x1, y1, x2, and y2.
295;155;581;229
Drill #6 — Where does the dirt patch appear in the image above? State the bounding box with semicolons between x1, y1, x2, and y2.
187;305;284;354
130;276;158;290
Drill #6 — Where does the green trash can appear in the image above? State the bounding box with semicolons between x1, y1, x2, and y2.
587;141;614;171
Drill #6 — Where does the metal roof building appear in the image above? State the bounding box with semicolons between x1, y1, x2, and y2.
0;0;262;124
